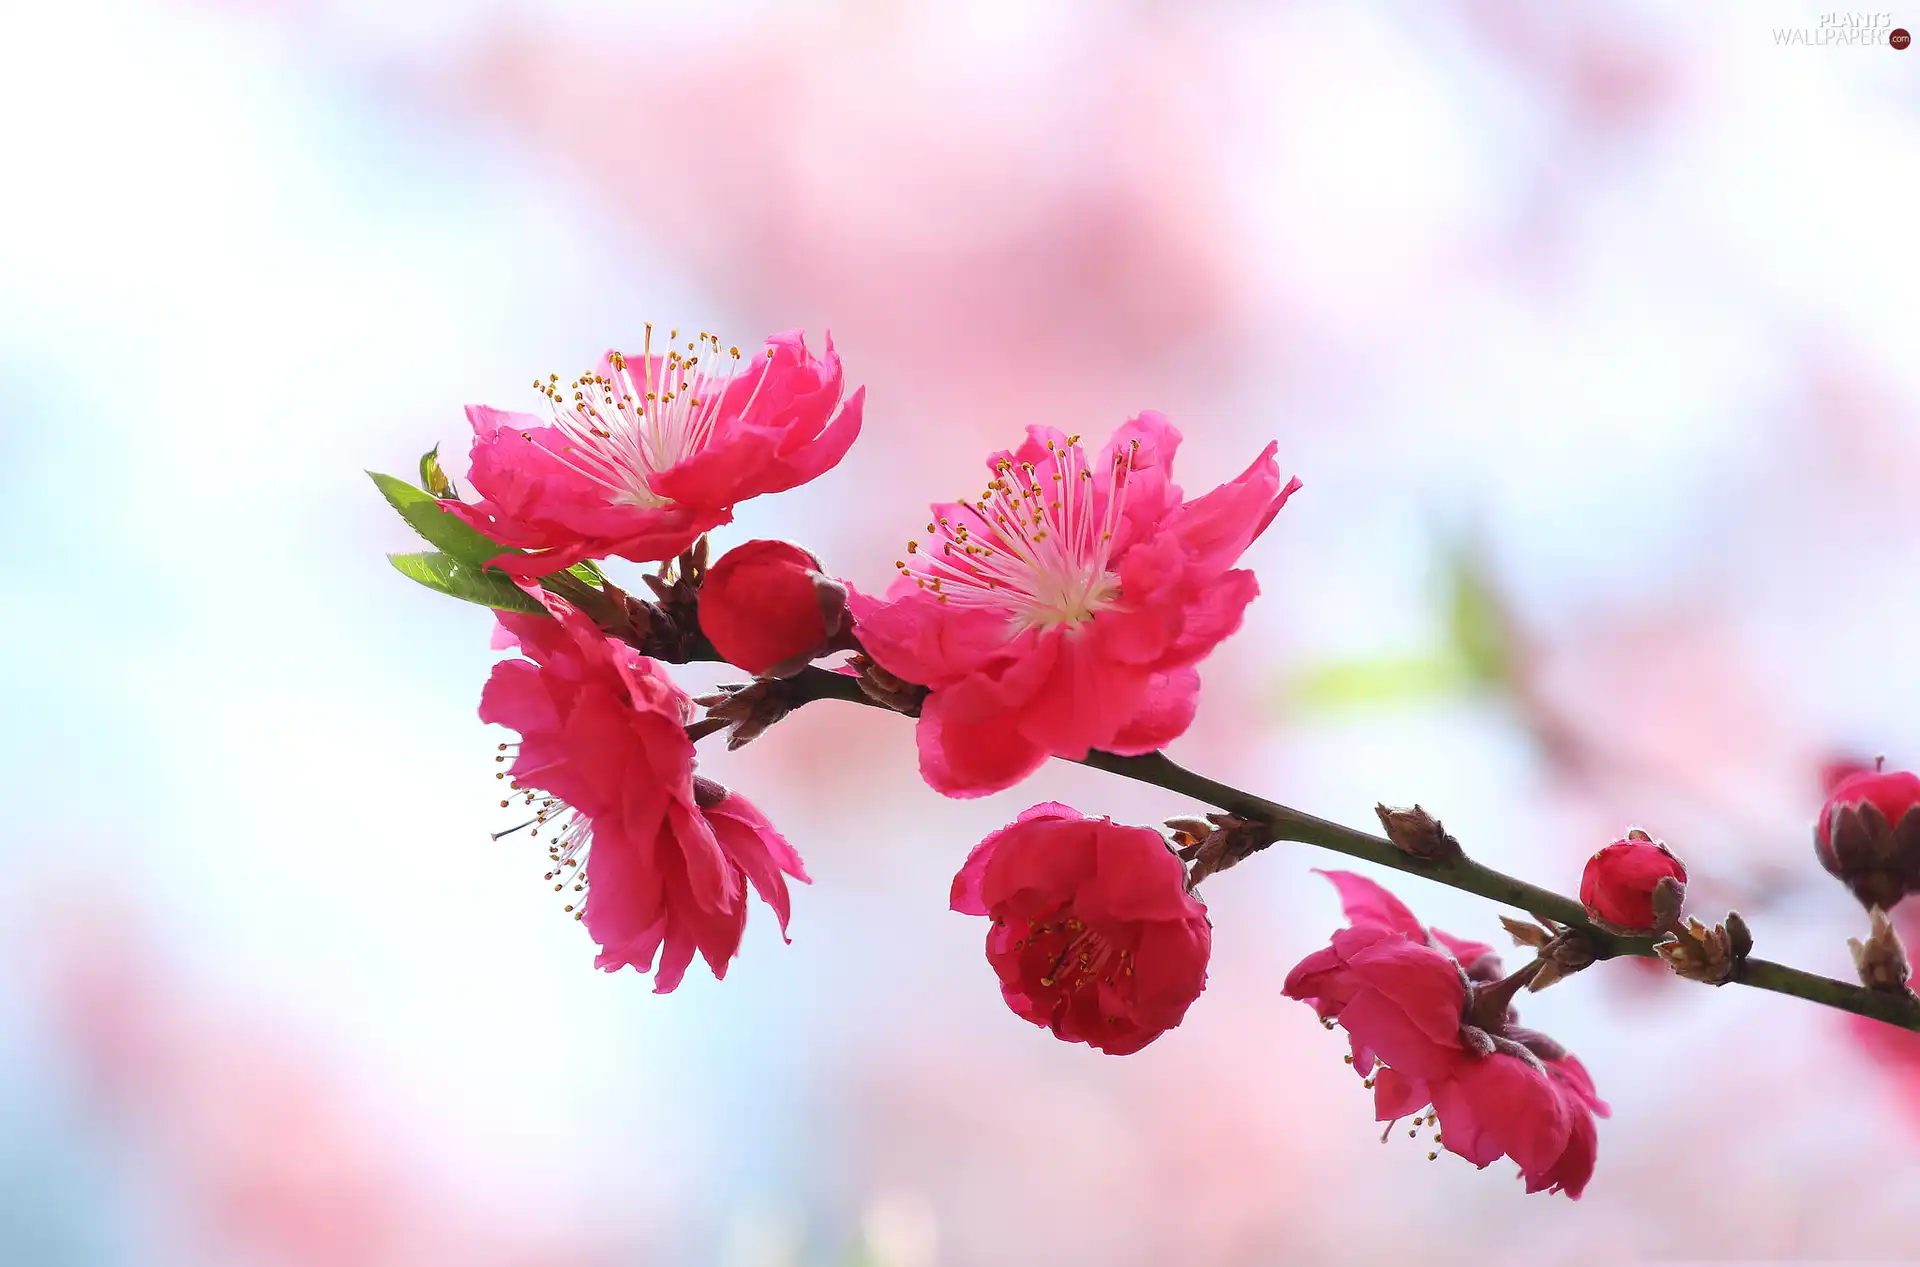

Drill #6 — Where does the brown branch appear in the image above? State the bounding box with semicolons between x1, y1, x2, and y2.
762;665;1920;1033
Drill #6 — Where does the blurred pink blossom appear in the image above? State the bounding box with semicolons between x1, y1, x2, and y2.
33;900;629;1267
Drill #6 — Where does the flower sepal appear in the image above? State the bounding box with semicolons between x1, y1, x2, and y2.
1849;907;1916;998
1167;813;1277;889
1654;911;1753;986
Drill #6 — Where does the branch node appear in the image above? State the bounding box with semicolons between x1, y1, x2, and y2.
846;654;928;717
1655;912;1752;986
1172;814;1277;891
1374;803;1463;862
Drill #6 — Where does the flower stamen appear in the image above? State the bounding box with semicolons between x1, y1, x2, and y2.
530;325;774;509
490;742;591;921
896;434;1138;630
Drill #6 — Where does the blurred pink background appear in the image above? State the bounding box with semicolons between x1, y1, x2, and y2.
3;0;1919;1263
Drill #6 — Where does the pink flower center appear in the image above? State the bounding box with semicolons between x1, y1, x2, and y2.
895;435;1139;631
532;326;776;509
493;742;590;922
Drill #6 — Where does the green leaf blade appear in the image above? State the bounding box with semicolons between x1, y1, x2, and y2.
388;551;544;614
368;470;520;570
1444;547;1517;690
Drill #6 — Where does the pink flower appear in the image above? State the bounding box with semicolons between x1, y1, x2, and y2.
1816;763;1920;909
698;539;850;677
1580;833;1687;931
480;598;808;991
450;328;865;575
852;413;1298;797
950;803;1211;1055
1283;871;1609;1199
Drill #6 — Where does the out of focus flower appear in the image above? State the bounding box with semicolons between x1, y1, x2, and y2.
698;539;850;677
1283;871;1609;1198
1816;763;1920;910
1822;754;1882;795
37;901;635;1267
481;599;807;991
949;803;1211;1055
450;328;864;575
853;414;1296;796
1580;831;1687;932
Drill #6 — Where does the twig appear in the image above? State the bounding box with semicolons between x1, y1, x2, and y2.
761;665;1920;1033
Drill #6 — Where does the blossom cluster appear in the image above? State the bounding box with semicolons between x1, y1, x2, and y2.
401;325;1294;1020
373;322;1920;1204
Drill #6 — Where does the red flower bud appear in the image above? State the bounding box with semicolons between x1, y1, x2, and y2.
698;539;849;677
1816;766;1920;910
1580;831;1687;932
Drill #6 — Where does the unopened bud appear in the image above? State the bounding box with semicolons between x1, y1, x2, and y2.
1725;910;1754;960
1374;804;1462;861
1581;831;1688;933
1816;765;1920;910
1654;913;1751;986
698;539;852;678
418;443;457;499
1848;907;1914;996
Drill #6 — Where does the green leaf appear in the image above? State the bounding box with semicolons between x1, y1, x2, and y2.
418;444;456;499
388;551;544;614
1284;653;1469;711
565;560;604;587
367;470;519;569
1443;546;1516;689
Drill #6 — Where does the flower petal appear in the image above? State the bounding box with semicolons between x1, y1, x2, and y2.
1314;870;1428;940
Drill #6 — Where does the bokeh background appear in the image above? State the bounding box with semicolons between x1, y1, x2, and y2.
4;0;1919;1263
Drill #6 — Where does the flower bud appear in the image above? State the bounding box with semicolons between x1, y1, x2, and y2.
1848;907;1914;996
1580;830;1688;932
1173;813;1276;890
698;539;850;677
1374;803;1462;861
1815;764;1920;910
1654;912;1751;986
